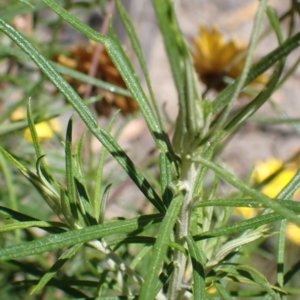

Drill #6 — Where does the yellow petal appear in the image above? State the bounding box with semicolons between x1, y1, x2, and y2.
286;223;300;246
192;24;267;89
253;158;283;183
24;120;60;143
10;107;26;121
262;168;297;198
233;207;257;218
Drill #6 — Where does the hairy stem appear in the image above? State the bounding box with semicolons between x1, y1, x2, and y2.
167;158;199;299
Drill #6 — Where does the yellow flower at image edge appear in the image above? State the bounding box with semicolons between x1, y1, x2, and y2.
192;25;266;90
253;158;300;199
286;223;300;246
234;158;300;218
24;119;60;143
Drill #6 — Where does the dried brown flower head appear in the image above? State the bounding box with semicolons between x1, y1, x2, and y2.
55;42;138;117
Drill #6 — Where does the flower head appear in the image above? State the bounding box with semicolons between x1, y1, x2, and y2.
234;157;300;218
253;158;299;199
286;223;300;246
23;119;60;143
55;42;138;117
10;107;60;143
192;25;266;90
233;206;257;219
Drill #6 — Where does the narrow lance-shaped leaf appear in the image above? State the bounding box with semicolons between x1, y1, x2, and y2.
0;221;65;233
0;19;165;213
93;110;119;222
186;235;206;299
115;0;165;130
31;243;83;294
211;31;300;114
159;153;173;207
193;156;300;227
0;44;132;98
42;0;170;155
0;147;62;218
194;212;288;242
264;7;286;291
0;214;163;261
139;195;183;300
65;117;78;222
214;0;268;130
152;0;185;108
196;199;300;212
26;100;51;180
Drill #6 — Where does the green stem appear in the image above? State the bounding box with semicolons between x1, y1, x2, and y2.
168;157;199;299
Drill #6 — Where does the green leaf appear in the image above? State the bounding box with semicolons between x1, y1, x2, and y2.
0;221;65;233
266;6;284;44
212;31;300;114
235;265;281;299
196;198;300;212
0;1;45;21
0;152;17;211
53;62;132;98
0;214;163;260
221;60;283;139
213;0;268;130
207;226;269;267
194;212;283;241
193;156;300;227
153;262;175;297
26;100;48;174
212;4;285;143
0;205;37;222
0;205;65;234
96;130;165;213
0;18;164;213
65;117;79;222
159;153;173;207
214;282;232;300
31;243;83;294
93;111;118;222
60;187;77;228
0;147;62;218
0;45;132;98
186;235;206;299
74;174;96;226
206;11;286;147
152;0;185;111
42;0;169;155
139;195;183;300
115;0;165;130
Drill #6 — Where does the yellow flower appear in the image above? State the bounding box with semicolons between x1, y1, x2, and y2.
234;158;299;218
252;158;283;183
261;168;298;199
192;25;266;90
24;119;60;143
233;206;257;219
235;158;300;245
10;107;26;121
10;108;60;143
286;223;300;246
253;158;299;199
206;284;216;295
